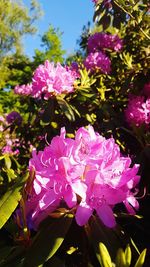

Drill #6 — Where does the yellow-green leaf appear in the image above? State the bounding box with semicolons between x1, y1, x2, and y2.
23;214;73;267
99;243;112;267
125;244;132;267
134;249;147;267
0;172;28;229
116;248;126;267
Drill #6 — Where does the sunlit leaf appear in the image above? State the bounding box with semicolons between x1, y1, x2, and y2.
23;214;73;267
0;172;29;229
85;216;128;264
4;155;11;169
134;249;147;267
99;243;112;267
115;248;126;267
125;244;132;267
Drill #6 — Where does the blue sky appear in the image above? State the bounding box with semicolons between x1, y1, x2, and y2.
23;0;94;58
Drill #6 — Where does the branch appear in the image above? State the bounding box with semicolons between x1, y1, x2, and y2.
113;0;150;40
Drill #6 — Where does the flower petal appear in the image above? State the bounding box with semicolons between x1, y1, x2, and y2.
96;204;116;228
64;186;76;208
39;190;59;210
75;202;93;226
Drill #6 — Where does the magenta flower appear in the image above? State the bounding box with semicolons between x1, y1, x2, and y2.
84;51;111;74
6;111;22;125
125;95;150;127
88;32;123;53
32;60;76;99
65;62;80;79
14;84;32;96
73;127;140;227
25;126;140;230
2;145;19;155
26;128;86;229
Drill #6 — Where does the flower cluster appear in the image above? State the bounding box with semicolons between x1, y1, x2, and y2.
14;84;32;96
6;111;22;125
87;32;123;53
0;113;20;155
25;126;140;230
125;95;150;127
84;32;122;74
14;61;78;100
84;52;111;74
1;132;20;156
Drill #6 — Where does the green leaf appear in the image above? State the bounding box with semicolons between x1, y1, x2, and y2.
134;249;147;267
4;155;11;169
125;244;132;267
6;169;17;181
44;255;65;267
85;216;129;264
99;243;112;267
57;97;75;121
23;214;73;267
0;172;29;229
116;248;126;267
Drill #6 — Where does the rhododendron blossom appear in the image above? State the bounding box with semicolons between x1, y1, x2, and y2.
1;134;20;155
25;126;140;230
6;111;22;125
84;51;111;74
14;83;32;96
31;60;76;99
125;95;150;127
88;32;123;53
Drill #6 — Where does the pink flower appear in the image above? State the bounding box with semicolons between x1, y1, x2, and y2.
26;128;86;229
125;95;150;127
88;32;123;53
25;126;140;229
0;115;5;122
84;51;111;74
65;62;80;79
73;127;140;227
2;145;19;155
32;60;76;99
14;84;32;96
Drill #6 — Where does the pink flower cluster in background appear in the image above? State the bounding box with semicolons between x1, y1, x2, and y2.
88;32;123;53
32;61;76;99
0;113;21;156
84;32;122;74
14;84;32;96
84;51;111;74
125;95;150;127
25;126;140;230
14;60;78;99
1;134;20;156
